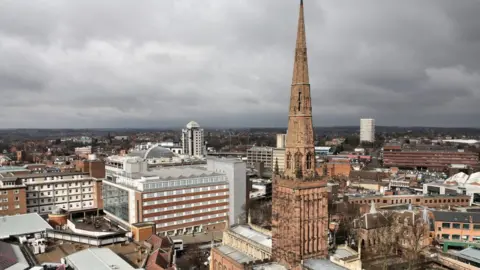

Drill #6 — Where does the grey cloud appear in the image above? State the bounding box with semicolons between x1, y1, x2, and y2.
0;0;479;128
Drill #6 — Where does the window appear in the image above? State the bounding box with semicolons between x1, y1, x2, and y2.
442;223;451;228
286;153;291;169
452;235;461;240
452;223;461;229
306;152;312;170
462;235;469;241
14;190;19;194
463;224;470;229
14;197;19;201
474;225;480;230
441;234;450;240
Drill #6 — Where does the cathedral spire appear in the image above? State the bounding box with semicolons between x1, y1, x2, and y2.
292;0;309;85
284;0;315;179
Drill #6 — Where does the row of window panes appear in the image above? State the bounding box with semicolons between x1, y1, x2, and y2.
1;190;19;195
27;182;92;190
27;195;93;204
27;201;94;213
440;234;480;241
144;198;229;214
27;188;92;197
156;212;227;227
143;191;228;206
143;185;228;199
143;177;227;191
441;223;480;230
144;205;229;221
1;205;20;210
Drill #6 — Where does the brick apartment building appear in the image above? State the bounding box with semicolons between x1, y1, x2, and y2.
103;155;246;236
347;194;470;210
432;211;480;242
383;150;479;171
0;178;27;215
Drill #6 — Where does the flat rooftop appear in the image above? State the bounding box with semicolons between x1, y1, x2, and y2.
215;245;255;264
139;165;223;181
65;248;137;270
230;225;272;248
0;213;53;239
36;240;147;268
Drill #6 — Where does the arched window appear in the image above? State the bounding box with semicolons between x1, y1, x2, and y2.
286;153;291;169
295;153;302;170
306;152;312;169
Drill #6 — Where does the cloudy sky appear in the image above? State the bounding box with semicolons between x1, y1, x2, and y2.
1;0;479;128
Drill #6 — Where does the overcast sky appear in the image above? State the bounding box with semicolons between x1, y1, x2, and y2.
1;0;479;128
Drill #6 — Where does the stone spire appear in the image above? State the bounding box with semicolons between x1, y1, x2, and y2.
284;0;316;179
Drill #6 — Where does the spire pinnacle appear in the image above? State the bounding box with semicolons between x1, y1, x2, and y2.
292;0;309;85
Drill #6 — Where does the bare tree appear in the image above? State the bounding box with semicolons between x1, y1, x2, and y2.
398;215;430;269
180;244;209;269
360;212;399;270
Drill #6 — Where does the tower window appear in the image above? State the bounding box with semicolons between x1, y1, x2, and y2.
298;91;301;111
306;152;312;169
286;153;291;169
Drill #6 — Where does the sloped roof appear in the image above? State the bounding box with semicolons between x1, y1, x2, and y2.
432;211;480;223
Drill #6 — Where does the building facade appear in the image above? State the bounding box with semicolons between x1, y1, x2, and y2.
103;155;246;235
360;118;375;143
246;147;273;170
383;150;479;171
181;121;205;157
347;194;470;210
272;148;286;174
276;134;286;149
0;179;27;216
432;211;480;242
271;1;329;267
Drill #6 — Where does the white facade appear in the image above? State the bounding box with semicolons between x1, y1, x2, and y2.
181;121;205;157
207;157;247;225
276;134;286;149
360;118;375;142
103;155;246;234
23;173;99;214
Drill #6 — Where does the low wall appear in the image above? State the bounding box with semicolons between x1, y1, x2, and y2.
67;220;116;237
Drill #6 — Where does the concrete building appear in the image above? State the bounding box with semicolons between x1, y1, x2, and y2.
246;147;273;170
360;118;375;143
74;146;92;157
0;160;104;216
103;155;246;235
181;121;205;157
22;172;103;215
276;134;286;149
272;148;285;173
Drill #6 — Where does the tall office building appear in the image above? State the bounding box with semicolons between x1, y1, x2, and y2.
360;118;375;142
181;121;205;157
276;134;286;149
271;0;329;267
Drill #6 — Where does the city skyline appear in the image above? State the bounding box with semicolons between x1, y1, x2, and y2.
1;0;480;128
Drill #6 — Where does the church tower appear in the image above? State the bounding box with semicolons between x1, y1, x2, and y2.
271;0;329;267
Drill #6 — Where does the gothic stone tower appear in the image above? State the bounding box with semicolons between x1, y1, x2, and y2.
271;0;329;267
